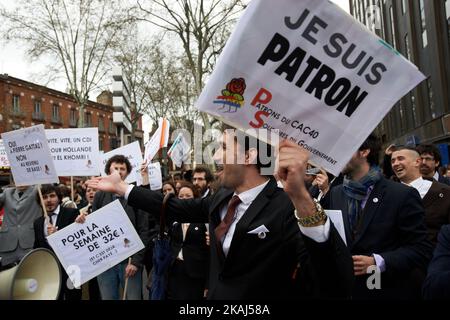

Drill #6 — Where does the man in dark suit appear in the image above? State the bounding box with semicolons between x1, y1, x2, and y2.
33;184;80;300
87;129;353;300
91;154;149;300
322;135;433;299
391;147;450;245
423;224;450;299
417;144;450;186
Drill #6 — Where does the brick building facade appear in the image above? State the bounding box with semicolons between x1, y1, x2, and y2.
0;74;144;152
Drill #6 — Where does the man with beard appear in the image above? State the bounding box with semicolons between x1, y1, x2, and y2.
416;144;450;186
33;184;81;300
320;135;432;299
391;147;450;245
86;129;353;300
192;166;214;198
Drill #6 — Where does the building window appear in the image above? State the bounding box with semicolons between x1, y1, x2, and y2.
99;138;104;151
404;34;410;60
427;79;436;119
70;109;77;126
446;0;450;43
399;101;406;133
419;0;428;48
32;100;44;121
12;95;20;112
447;0;450;19
411;93;418;127
109;119;115;134
98;118;105;132
401;0;406;14
34;101;41;114
85;113;92;127
389;6;397;48
52;104;60;121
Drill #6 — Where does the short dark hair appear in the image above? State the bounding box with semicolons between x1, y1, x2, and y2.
40;184;62;203
193;166;214;183
104;154;132;175
178;181;200;198
416;144;441;164
231;128;275;170
58;185;71;198
359;134;381;166
162;180;176;192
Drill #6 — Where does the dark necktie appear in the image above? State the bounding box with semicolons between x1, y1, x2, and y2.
215;195;241;252
47;212;54;225
18;191;23;198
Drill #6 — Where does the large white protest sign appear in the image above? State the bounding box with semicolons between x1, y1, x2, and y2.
196;0;425;175
0;140;10;167
148;162;163;190
101;141;143;185
46;128;101;176
47;200;145;286
1;125;59;186
144;118;170;163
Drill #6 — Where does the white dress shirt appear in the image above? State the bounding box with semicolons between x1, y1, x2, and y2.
219;180;269;257
44;205;60;237
404;176;432;199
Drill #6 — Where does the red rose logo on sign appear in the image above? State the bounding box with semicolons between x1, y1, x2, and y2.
213;78;247;113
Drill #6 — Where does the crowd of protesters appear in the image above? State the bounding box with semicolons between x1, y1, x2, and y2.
1;131;450;300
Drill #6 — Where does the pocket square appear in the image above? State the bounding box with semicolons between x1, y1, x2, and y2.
247;225;270;234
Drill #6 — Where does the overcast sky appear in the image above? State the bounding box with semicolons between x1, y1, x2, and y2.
0;0;350;139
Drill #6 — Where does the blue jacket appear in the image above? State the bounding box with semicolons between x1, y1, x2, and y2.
423;224;450;299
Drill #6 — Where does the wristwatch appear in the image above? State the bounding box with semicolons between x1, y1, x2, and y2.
294;198;327;227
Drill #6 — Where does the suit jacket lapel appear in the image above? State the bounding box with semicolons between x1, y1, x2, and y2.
333;188;353;248
224;178;275;263
353;180;385;245
209;188;233;227
56;208;65;229
208;189;234;265
422;181;441;208
13;190;21;202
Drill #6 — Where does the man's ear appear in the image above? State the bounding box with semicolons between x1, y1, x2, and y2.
245;148;258;165
359;148;370;159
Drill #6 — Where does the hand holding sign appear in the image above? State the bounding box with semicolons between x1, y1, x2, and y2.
47;220;58;236
125;264;138;278
277;139;320;223
277;139;309;199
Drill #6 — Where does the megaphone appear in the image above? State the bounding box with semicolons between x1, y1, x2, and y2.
0;248;61;300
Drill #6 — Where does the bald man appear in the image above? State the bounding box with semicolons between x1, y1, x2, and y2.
392;147;450;245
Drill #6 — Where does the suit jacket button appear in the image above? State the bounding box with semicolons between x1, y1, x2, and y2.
439;193;444;198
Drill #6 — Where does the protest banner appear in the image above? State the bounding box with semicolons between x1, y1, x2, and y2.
148;162;163;190
196;0;425;175
47;200;145;287
144;118;170;163
0;139;10;167
46;128;100;176
100;141;143;185
1;125;58;186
